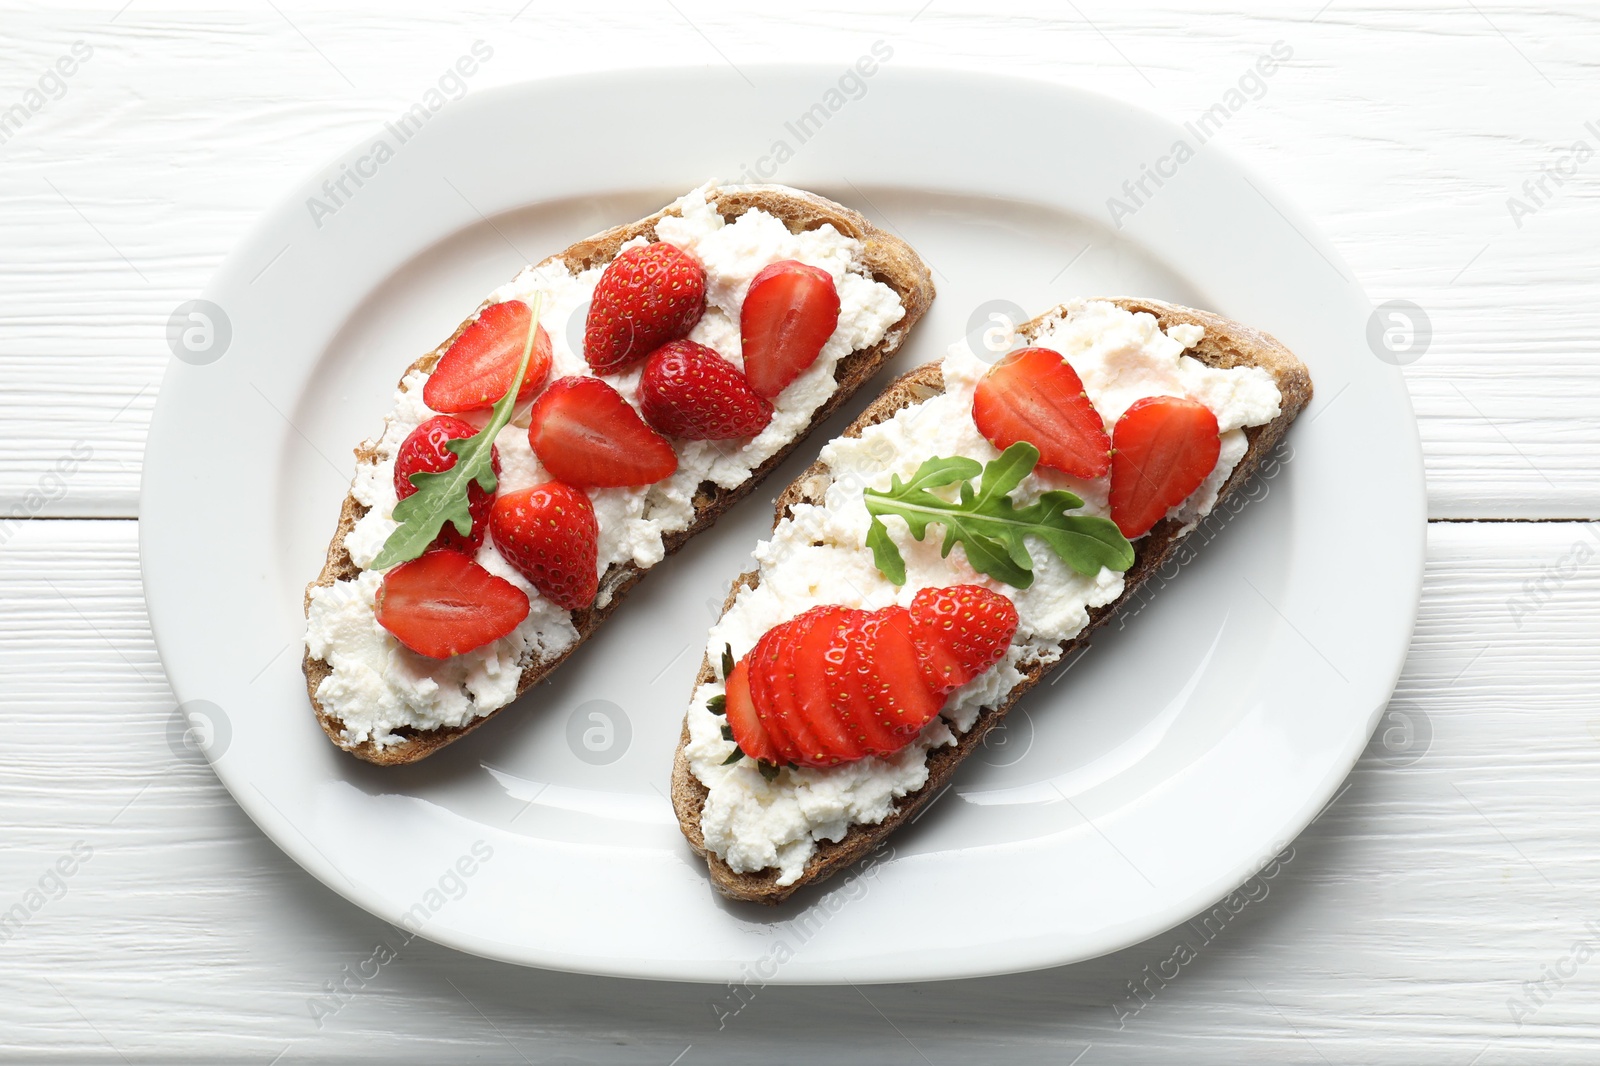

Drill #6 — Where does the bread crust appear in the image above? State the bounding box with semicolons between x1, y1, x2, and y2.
302;186;936;765
670;297;1313;903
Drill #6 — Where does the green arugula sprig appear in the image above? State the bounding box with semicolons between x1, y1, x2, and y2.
368;292;545;571
862;442;1134;588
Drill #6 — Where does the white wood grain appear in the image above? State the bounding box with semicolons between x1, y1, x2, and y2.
0;4;1597;518
4;518;1597;1063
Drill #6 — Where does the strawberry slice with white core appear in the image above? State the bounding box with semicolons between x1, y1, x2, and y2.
374;549;530;659
1108;395;1221;538
423;301;553;414
527;376;678;488
971;346;1111;478
739;260;840;399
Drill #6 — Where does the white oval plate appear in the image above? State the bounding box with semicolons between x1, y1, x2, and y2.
141;66;1423;983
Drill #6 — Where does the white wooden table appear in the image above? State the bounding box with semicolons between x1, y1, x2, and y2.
4;4;1597;1062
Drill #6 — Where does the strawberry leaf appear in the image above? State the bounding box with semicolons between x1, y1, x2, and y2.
862;441;1134;588
369;293;545;571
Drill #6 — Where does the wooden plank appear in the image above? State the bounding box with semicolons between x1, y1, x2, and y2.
4;517;1597;1060
0;7;1596;518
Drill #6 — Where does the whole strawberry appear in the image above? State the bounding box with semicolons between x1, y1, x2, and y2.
638;340;774;439
584;242;705;373
393;415;502;553
489;482;599;611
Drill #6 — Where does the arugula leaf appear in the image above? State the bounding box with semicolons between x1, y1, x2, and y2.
864;456;980;585
862;442;1134;588
863;517;906;586
368;292;545;571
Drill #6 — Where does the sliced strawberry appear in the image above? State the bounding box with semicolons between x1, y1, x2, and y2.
972;346;1111;478
488;482;599;611
392;415;502;553
722;656;781;765
423;301;552;414
860;607;944;740
584;242;705;373
749;608;831;766
638;340;774;439
790;607;867;764
822;609;909;758
746;619;799;764
740;260;840;398
374;550;529;659
528;376;678;488
743;626;795;765
909;584;1019;694
742;603;944;767
1109;395;1221;538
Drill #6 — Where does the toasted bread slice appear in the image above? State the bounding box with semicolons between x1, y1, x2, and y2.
303;186;936;765
671;297;1313;903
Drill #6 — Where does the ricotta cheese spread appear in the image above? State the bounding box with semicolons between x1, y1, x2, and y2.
305;185;907;749
684;300;1282;885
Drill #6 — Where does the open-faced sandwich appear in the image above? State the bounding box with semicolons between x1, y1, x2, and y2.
671;297;1312;902
303;185;934;764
